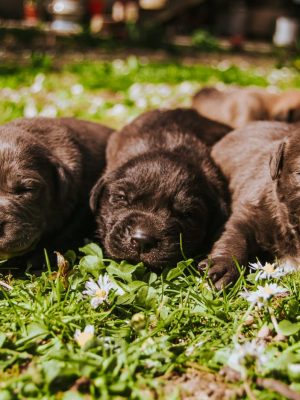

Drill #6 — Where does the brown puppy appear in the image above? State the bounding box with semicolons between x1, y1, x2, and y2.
0;117;112;261
192;86;300;128
201;121;299;288
90;108;230;269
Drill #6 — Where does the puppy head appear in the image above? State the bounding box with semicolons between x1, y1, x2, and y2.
91;152;227;268
270;129;300;218
0;128;69;259
272;91;300;123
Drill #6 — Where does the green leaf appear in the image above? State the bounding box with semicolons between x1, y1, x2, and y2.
79;255;105;277
278;320;300;336
62;392;85;400
136;286;157;309
64;250;77;266
116;292;136;305
288;364;300;381
41;360;63;384
148;272;158;284
127;281;147;291
107;261;141;282
79;243;103;258
166;259;193;281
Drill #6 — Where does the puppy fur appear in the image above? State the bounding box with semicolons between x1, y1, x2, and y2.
0;117;112;261
192;86;300;128
203;121;299;288
90;108;230;269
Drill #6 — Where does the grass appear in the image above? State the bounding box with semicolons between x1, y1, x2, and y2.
1;55;300;398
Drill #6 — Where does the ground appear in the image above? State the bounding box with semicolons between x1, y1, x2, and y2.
0;51;300;399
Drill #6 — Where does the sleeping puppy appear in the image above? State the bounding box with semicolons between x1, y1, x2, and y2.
90;108;230;268
192;86;300;128
0;117;112;261
201;121;299;288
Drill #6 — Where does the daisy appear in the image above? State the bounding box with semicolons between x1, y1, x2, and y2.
83;274;124;309
74;324;94;348
249;260;294;280
227;340;267;379
241;283;289;307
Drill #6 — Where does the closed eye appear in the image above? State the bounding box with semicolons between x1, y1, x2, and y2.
110;192;128;205
13;181;41;195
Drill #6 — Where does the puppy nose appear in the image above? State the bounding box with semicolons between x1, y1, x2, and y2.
131;228;156;251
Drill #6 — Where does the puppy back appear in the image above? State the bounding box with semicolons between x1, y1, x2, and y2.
212;121;293;202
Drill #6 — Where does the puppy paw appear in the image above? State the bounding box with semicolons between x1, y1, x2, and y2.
198;256;239;290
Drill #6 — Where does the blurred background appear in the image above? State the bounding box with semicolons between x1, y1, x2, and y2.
0;0;300;128
1;0;300;46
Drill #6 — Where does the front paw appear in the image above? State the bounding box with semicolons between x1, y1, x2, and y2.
198;256;239;290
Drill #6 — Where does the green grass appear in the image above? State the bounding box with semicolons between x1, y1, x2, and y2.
1;56;300;398
0;245;300;399
0;55;299;128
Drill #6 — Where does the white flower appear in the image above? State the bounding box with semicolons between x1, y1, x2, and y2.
249;261;291;280
241;283;289;308
108;104;127;117
71;84;84;96
83;274;124;309
89;97;105;114
157;84;172;97
30;73;45;93
227;340;267;379
185;340;204;356
56;98;70;110
74;324;94;347
278;257;300;272
178;82;196;95
40;105;57;118
135;97;147;109
128;83;143;100
24;101;38;118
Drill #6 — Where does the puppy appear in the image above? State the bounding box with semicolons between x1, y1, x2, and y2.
202;121;299;288
192;86;300;128
0;117;112;261
90;108;230;268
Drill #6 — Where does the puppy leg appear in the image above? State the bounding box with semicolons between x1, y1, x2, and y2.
199;214;255;289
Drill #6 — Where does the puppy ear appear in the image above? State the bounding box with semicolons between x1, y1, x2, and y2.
90;176;106;213
269;141;285;180
273;109;289;122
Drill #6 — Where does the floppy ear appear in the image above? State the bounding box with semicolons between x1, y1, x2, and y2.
90;176;106;213
269;141;286;180
273;109;290;122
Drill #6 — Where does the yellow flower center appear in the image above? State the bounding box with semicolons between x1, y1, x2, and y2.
76;332;94;348
263;285;274;295
263;263;276;273
96;288;107;299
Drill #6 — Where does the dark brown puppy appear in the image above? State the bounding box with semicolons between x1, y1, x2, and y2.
202;121;299;288
90;108;230;268
192;86;300;128
0;117;112;261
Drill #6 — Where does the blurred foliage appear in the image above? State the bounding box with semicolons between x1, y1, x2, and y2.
192;29;221;52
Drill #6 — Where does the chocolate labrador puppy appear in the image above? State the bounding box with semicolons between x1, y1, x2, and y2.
202;121;299;288
90;108;230;268
0;117;112;262
192;86;300;128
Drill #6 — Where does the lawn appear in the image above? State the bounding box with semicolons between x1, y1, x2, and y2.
1;56;300;399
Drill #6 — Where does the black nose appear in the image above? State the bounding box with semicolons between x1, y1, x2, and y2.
130;228;156;251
